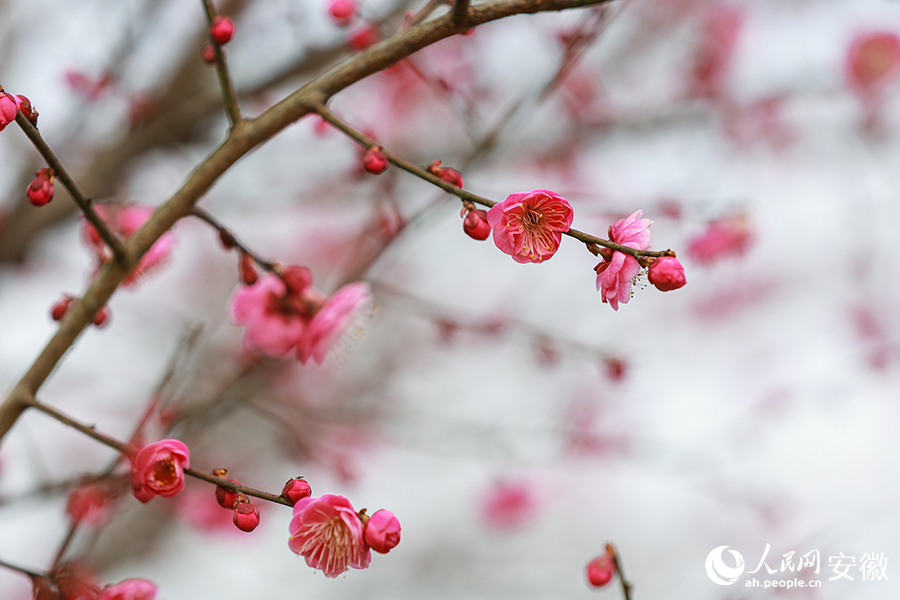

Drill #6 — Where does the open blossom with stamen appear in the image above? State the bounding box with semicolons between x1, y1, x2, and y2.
288;494;371;578
130;439;190;503
595;210;652;311
82;204;175;286
296;282;374;366
487;189;574;263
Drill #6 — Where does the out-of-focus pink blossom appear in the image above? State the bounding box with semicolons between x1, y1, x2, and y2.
687;214;753;265
688;6;743;100
82;204;175;286
66;484;110;527
0;90;17;131
201;44;217;64
328;0;357;27
585;552;615;587
288;494;371;578
363;509;401;554
209;16;235;45
595;210;652;311
229;273;310;357
847;32;900;98
64;71;112;101
97;579;157;600
481;480;537;530
487;190;574;263
348;25;380;51
130;439;190;503
648;256;686;291
297;282;373;365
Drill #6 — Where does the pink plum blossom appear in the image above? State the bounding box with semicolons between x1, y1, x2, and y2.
296;282;373;366
364;509;401;554
288;494;371;578
648;256;686;291
481;480;537;530
595;210;652;311
487;189;574;263
229;273;309;357
97;579;157;600
688;6;743;100
82;204;176;286
130;439;190;503
687;214;753;265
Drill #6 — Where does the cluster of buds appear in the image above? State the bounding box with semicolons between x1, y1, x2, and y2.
202;15;236;64
50;295;110;327
211;468;261;532
0;87;37;131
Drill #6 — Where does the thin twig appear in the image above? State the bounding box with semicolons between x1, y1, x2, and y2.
14;113;128;263
201;0;243;126
190;207;278;273
314;104;673;261
607;543;633;600
0;557;47;579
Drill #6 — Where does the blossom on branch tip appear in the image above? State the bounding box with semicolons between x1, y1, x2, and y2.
486;189;573;263
288;494;371;578
585;552;615;588
648;256;686;291
328;0;357;27
363;509;401;554
97;579;157;600
27;168;55;206
210;16;235;45
595;210;652;311
297;282;374;366
130;439;190;503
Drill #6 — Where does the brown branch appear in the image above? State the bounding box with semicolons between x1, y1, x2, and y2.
0;557;47;579
190;207;278;273
606;543;633;600
0;0;612;447
452;0;471;25
13;112;128;263
315;104;673;260
201;0;242;125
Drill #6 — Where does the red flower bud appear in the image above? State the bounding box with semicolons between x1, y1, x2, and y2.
280;265;313;294
348;25;380;51
27;167;55;207
426;160;464;187
239;253;258;286
201;44;217;64
210;16;235;45
281;477;312;505
363;146;389;175
647;256;686;291
233;494;260;532
51;295;73;322
328;0;357;27
363;509;401;554
463;209;490;240
212;468;242;509
585;552;616;587
93;306;110;328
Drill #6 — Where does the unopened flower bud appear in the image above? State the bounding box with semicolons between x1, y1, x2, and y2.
585;552;616;587
348;25;380;51
328;0;357;26
0;90;17;132
27;167;55;206
240;253;258;285
93;306;110;328
51;295;73;321
363;146;389;175
233;494;260;532
218;228;237;250
363;509;401;554
426;160;464;188
201;44;217;64
210;16;235;45
647;256;686;291
212;468;242;509
463;209;490;240
15;94;38;126
281;477;312;505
